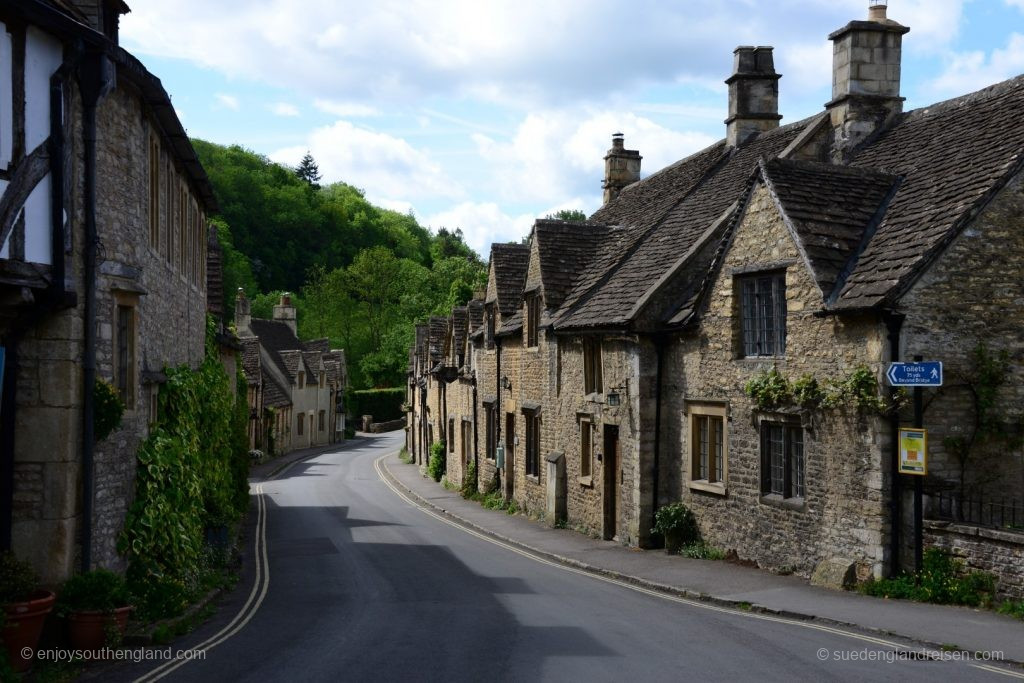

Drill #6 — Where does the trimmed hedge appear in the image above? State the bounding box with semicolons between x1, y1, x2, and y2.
347;387;405;422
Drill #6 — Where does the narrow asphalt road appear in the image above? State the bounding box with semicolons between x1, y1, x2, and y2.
104;432;1011;682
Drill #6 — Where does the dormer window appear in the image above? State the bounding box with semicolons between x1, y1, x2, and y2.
525;292;540;348
297;371;305;389
739;271;786;357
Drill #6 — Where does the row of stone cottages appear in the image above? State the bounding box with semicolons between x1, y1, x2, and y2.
408;5;1024;597
0;0;346;586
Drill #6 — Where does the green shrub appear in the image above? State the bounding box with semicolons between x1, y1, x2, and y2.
460;459;478;499
860;548;996;607
744;367;791;410
93;379;125;442
346;388;405;423
506;499;519;515
680;542;726;560
652;503;700;552
998;601;1024;620
428;442;445;482
0;551;39;604
481;490;506;510
55;569;131;617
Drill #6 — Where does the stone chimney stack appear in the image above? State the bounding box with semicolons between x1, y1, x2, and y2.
273;293;297;335
725;46;783;147
235;288;251;334
602;134;642;204
68;0;129;43
826;2;909;161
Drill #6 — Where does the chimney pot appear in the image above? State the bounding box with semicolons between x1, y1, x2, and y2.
602;134;642;204
868;3;888;22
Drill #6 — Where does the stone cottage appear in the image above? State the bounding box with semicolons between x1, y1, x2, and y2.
235;292;346;456
412;3;1024;593
0;0;221;582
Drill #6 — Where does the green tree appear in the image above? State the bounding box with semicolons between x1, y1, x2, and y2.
296;151;322;186
546;209;588;222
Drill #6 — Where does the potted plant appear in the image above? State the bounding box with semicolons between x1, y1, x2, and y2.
56;569;133;650
651;503;699;553
0;551;55;673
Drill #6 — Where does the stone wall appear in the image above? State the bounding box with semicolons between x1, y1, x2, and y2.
924;521;1024;599
665;183;889;577
899;171;1024;502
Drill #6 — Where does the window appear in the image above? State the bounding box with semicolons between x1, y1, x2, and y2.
524;409;540;478
179;184;187;274
318;410;325;432
740;272;786;357
114;304;135;408
688;403;727;491
319;371;325;388
149;386;159;426
297;414;304;436
583;338;603;395
148;136;160;249
484;403;496;460
297;371;305;389
485;304;496;350
525;292;540;348
761;422;804;499
580;418;593;480
448;418;455;452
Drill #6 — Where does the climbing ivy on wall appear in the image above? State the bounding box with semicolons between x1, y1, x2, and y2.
119;316;249;617
744;364;896;414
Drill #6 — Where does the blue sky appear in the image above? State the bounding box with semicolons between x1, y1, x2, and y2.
120;0;1024;256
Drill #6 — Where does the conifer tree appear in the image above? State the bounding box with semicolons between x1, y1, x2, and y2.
296;151;322;186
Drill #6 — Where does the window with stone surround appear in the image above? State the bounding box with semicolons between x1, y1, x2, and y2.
148;135;160;249
113;298;137;409
579;416;593;481
448;418;455;452
525;291;540;348
583;338;603;395
485;303;496;350
318;410;325;432
760;421;804;500
688;402;727;493
297;371;305;389
297;413;304;437
484;402;496;460
739;271;786;357
524;408;540;478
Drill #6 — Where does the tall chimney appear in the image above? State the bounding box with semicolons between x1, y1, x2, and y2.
273;293;297;335
602;133;642;204
235;288;251;334
826;2;909;161
725;46;782;147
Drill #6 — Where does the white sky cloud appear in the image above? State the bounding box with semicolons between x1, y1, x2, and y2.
423;202;536;256
270;102;300;117
1005;0;1024;10
271;120;464;205
313;99;379;117
214;93;240;110
927;33;1024;96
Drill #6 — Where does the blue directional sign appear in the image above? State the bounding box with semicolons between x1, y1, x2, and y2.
887;361;942;387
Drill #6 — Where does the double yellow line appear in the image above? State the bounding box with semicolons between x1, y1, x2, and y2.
134;482;271;682
374;454;1024;680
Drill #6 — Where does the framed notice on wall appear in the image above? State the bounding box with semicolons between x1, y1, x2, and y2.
899;428;928;475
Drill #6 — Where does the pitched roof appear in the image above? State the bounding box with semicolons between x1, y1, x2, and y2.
451;307;468;356
834;74;1024;309
467;299;484;336
249;318;304;382
240;337;261;386
556;117;812;330
278;350;304;383
532;220;624;311
428;317;447;366
262;369;291;408
303;338;330;353
488;244;530;316
761;158;899;297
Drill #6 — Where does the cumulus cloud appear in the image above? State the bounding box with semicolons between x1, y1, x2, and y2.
1005;0;1024;10
214;93;240;110
271;120;464;205
313;99;379;118
472;108;716;205
270;102;300;117
423;202;536;256
927;33;1024;96
120;1;969;109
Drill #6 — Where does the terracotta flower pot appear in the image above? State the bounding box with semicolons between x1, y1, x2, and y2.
66;606;132;651
3;590;56;673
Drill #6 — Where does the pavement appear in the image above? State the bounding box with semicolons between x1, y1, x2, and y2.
380;450;1024;665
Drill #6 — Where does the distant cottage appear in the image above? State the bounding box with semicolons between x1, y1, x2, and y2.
409;3;1024;596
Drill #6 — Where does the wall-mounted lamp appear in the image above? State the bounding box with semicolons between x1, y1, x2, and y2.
501;375;512;391
606;382;628;407
606;392;621;407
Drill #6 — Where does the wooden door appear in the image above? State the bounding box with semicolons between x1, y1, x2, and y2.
603;425;620;540
505;412;516;500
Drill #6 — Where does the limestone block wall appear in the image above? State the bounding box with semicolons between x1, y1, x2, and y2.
899;171;1024;502
474;341;499;490
444;377;475;487
924;522;1024;599
665;184;889;577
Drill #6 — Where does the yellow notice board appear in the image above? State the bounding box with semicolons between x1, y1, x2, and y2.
899;428;928;475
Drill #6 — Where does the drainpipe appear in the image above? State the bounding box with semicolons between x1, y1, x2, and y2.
495;337;502;488
78;50;113;572
651;335;665;543
472;376;478;477
883;311;905;578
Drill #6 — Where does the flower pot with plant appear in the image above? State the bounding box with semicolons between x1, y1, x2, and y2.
651;503;700;553
56;569;133;651
0;551;55;673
